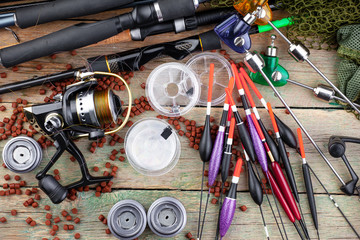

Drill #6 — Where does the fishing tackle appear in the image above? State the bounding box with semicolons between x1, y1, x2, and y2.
251;113;309;239
214;12;293;54
240;68;297;149
214;12;256;53
0;0;135;29
108;200;147;239
23;71;132;204
284;79;360;108
147;197;187;237
328;136;360;196
220;79;235;185
233;0;273;26
236;65;280;163
219;157;243;239
220;117;235;189
261;11;360;115
242;146;271;240
131;8;236;41
0;30;221;94
215;79;234;240
0;0;199;67
207;77;229;189
226;89;256;163
297;128;319;239
250;35;289;87
266;102;299;203
243;49;353;198
197;64;215;240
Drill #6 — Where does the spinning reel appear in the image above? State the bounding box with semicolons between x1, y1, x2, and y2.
23;72;132;204
328;136;360;196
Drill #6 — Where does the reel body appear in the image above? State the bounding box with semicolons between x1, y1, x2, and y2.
24;74;124;204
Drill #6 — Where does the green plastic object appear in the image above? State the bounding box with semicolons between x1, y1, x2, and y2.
249;53;289;87
258;17;294;33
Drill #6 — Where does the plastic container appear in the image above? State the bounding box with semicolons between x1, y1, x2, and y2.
124;118;181;176
186;52;233;106
146;63;200;117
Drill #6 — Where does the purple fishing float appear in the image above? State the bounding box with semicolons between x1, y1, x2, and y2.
219;158;243;239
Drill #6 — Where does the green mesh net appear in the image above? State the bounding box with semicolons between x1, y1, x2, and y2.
336;24;360;117
210;0;360;50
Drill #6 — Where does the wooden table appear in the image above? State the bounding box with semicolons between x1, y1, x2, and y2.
0;2;359;240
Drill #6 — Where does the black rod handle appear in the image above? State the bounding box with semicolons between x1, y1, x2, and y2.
0;18;122;67
303;163;318;229
15;0;134;29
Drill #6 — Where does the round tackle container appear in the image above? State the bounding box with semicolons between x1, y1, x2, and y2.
124;118;181;176
146;63;200;117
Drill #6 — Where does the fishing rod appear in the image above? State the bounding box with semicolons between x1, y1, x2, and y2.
226;88;289;239
197;63;214;240
0;0;199;67
297;128;320;239
232;63;280;163
219;156;243;240
0;30;220;94
0;0;161;13
250;113;308;239
0;0;135;29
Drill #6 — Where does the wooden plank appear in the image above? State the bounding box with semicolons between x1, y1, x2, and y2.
0;190;358;239
0;108;358;195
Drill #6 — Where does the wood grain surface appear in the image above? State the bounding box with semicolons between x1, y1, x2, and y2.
0;1;359;240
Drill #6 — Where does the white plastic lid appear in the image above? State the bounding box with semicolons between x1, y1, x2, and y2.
146;63;200;117
124;118;181;176
186;52;233;106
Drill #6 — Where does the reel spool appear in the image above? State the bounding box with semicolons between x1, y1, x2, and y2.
2;136;42;173
108;200;147;240
23;71;132;204
147;197;187;237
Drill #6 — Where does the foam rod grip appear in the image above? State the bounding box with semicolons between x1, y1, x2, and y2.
15;0;134;29
0;18;120;68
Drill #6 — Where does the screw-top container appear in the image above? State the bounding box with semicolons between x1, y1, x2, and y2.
125;118;181;176
186;52;233;106
147;197;187;238
146;63;200;117
107;200;147;240
2;136;42;173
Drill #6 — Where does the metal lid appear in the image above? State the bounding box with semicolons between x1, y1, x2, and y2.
147;197;187;238
186;52;234;106
2;136;42;173
108;200;147;240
